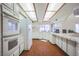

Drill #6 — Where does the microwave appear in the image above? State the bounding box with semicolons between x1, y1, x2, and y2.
3;14;20;36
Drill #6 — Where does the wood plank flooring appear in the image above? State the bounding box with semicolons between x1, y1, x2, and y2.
20;39;68;56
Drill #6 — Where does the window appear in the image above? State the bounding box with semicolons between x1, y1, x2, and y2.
40;25;50;32
75;24;79;33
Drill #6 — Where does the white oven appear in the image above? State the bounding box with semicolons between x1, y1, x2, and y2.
3;14;20;36
2;13;20;56
3;35;19;56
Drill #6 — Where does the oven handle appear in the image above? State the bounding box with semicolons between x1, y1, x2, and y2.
3;39;8;42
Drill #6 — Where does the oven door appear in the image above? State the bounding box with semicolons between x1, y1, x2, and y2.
3;14;20;36
3;35;19;56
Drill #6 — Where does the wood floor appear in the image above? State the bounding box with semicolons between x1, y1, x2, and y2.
20;39;68;56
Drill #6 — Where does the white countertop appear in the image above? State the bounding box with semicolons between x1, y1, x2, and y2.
51;33;79;43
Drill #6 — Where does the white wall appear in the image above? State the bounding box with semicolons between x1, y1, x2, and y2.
50;3;79;33
32;22;52;41
62;14;79;31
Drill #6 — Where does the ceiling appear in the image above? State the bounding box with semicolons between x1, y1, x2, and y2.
20;3;64;22
48;3;79;24
34;3;48;22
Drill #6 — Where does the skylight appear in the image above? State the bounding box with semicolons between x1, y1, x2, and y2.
47;3;64;11
43;3;64;21
20;3;37;21
43;12;55;21
26;12;37;21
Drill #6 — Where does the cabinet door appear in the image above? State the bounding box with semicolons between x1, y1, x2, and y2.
2;4;14;16
56;37;59;46
13;48;19;56
67;40;76;56
13;4;19;17
4;3;14;10
20;43;24;54
76;43;79;56
58;38;62;48
61;38;67;52
50;35;56;44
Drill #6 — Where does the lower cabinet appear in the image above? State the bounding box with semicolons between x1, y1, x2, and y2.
76;43;79;56
61;38;67;53
56;37;59;46
50;35;56;44
19;43;24;54
13;48;19;56
67;40;76;56
53;35;76;56
58;37;62;48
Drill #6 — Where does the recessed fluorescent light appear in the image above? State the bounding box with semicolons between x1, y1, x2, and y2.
20;3;34;11
43;12;55;21
26;12;37;21
47;3;64;11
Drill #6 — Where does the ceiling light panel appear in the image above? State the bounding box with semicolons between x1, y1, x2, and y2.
47;3;64;11
20;3;34;11
43;12;55;21
26;12;37;21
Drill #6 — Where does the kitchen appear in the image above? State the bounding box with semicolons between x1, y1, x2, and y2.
0;3;79;56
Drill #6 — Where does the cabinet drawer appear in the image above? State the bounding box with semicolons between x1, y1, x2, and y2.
56;37;59;45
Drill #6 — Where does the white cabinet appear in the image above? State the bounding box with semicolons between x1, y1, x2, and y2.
19;43;24;54
58;37;62;48
76;43;79;56
67;40;76;56
13;48;19;56
61;38;67;52
51;35;56;44
2;4;14;16
53;34;76;56
13;4;19;17
4;3;14;10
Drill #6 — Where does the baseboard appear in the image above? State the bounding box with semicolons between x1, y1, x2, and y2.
19;50;29;56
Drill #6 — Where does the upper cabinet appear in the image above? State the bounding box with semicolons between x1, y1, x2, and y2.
2;3;20;19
